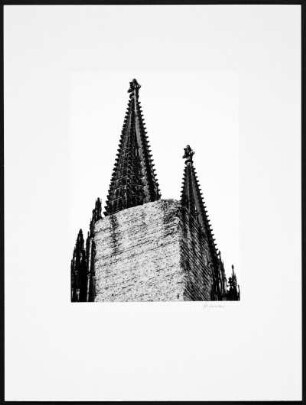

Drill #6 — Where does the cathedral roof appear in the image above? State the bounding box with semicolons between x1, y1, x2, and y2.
180;145;218;261
104;79;161;216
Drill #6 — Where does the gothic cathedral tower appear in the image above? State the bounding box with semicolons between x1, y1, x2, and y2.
71;79;240;302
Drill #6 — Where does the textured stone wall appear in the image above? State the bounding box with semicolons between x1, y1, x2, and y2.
179;208;214;300
94;200;184;301
94;199;214;301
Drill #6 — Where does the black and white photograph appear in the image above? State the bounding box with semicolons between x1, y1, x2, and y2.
70;77;240;303
3;3;302;401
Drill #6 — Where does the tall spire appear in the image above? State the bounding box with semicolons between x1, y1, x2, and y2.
180;145;218;260
104;79;161;216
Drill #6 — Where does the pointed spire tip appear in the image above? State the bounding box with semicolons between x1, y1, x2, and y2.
128;79;141;93
183;145;195;164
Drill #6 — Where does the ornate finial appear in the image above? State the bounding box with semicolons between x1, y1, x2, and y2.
94;198;102;220
128;79;141;94
183;145;195;164
230;265;237;284
77;229;84;243
227;264;240;300
90;198;102;235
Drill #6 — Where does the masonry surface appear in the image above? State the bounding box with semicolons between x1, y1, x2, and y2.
94;199;214;301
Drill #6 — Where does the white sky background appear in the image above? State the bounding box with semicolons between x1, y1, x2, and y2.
4;5;301;401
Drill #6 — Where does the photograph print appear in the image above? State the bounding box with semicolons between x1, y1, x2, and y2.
4;4;301;402
70;77;240;302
